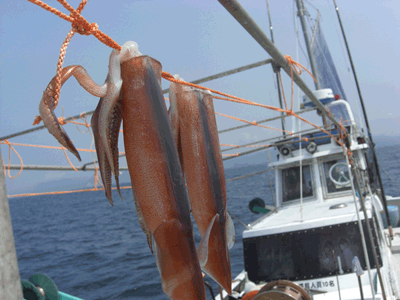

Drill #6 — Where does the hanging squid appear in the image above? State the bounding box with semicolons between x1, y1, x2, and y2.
38;42;140;203
169;79;235;295
38;42;207;299
120;56;206;299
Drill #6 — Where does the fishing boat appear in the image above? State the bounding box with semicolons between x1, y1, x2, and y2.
1;1;399;300
213;1;400;299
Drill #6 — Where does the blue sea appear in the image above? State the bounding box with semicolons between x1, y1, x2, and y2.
8;145;400;299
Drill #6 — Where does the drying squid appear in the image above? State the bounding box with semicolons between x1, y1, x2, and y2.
121;56;206;299
39;42;211;299
39;42;139;202
91;95;123;205
169;80;235;295
38;64;106;162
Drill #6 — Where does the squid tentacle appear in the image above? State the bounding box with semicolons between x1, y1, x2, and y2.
97;42;142;176
91;98;113;205
39;64;112;161
39;41;141;165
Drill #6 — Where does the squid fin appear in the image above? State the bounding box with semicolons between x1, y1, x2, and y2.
197;214;219;268
226;212;235;249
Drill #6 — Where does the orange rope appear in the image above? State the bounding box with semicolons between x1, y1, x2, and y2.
28;0;120;50
283;55;317;112
169;94;288;134
0;141;126;155
57;116;125;133
29;0;122;124
54;29;76;107
1;140;24;179
220;144;271;148
162;72;269;109
221;144;240;148
0;140;126;178
70;113;91;134
336;118;353;164
216;112;296;136
212;95;285;113
62;148;78;171
7;185;132;198
66;120;89;128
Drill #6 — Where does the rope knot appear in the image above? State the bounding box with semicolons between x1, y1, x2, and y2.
72;20;98;35
58;117;67;125
285;55;303;76
284;54;317;82
33;116;42;125
284;55;295;65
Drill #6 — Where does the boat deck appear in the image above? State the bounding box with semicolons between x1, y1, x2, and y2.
244;196;375;238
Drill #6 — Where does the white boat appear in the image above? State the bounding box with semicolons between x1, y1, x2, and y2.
1;1;398;300
220;96;400;300
215;1;400;299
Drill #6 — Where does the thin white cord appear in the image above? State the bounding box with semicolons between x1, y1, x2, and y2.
295;5;304;222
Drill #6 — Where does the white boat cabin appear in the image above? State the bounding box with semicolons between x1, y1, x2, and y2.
240;96;398;299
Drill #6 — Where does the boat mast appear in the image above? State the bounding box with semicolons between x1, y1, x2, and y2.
295;0;320;90
332;0;393;238
266;0;286;135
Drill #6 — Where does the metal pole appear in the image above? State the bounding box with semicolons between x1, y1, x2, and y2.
295;0;320;90
345;153;376;300
222;145;270;161
220;126;328;154
0;151;24;299
0;111;95;142
352;163;387;300
266;0;286;134
217;0;342;130
358;276;365;300
5;164;129;172
332;0;393;238
217;107;315;134
333;251;342;300
177;59;273;87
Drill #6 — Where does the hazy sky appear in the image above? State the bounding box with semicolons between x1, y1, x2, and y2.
1;0;399;195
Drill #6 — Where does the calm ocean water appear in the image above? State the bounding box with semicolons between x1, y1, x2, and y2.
8;145;400;299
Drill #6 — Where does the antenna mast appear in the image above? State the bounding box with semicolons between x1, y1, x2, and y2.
295;0;320;90
266;0;286;135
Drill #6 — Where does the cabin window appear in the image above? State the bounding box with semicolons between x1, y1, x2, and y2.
281;165;313;203
321;158;352;195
